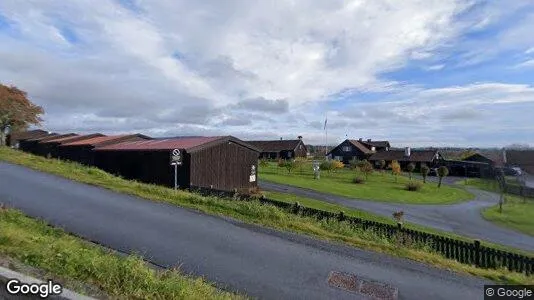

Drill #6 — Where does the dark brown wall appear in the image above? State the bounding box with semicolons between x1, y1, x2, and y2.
294;140;308;157
190;141;259;192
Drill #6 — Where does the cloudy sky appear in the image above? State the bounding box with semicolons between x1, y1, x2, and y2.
1;0;533;147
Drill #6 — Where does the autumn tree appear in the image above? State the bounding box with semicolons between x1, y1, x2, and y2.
0;84;44;146
391;160;401;182
359;160;374;180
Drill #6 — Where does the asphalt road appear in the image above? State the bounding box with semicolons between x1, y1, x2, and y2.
0;162;491;300
259;180;534;252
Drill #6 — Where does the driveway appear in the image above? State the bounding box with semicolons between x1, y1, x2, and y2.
0;162;491;299
525;174;534;188
259;180;534;252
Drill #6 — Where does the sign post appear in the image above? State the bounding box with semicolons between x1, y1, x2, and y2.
170;149;182;190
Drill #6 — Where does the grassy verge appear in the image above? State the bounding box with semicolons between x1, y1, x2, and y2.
260;162;473;204
0;207;242;299
1;147;532;284
460;179;534;236
482;195;534;236
264;191;533;254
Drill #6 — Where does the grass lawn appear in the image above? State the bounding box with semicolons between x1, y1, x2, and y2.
1;147;532;285
460;178;534;236
482;195;534;236
260;162;474;204
0;208;242;299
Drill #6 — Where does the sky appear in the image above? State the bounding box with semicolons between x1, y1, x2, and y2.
0;0;533;148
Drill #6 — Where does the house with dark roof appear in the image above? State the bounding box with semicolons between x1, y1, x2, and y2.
93;136;260;192
327;138;389;164
368;147;442;170
247;137;307;159
58;134;151;165
463;152;504;167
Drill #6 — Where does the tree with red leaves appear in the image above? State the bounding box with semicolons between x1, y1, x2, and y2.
0;83;44;146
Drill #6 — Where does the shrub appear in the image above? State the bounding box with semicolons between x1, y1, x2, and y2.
259;159;269;168
420;164;430;183
284;160;296;173
406;163;415;180
391;160;401;182
319;161;333;172
437;166;449;188
405;181;423;191
379;160;386;170
352;176;365;184
331;160;344;171
277;159;287;168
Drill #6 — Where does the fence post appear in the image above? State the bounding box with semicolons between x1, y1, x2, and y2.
474;239;481;267
338;211;345;222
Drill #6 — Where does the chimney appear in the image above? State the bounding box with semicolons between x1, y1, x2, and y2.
404;147;411;157
298;135;302;140
367;138;371;142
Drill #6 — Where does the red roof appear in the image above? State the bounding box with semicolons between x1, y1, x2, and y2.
61;135;133;147
95;137;222;151
27;133;76;142
41;133;105;145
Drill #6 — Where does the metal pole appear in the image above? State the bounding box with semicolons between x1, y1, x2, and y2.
174;164;178;190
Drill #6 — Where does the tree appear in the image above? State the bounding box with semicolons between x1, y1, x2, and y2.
0;84;44;146
391;160;401;182
359;160;374;180
331;160;344;172
406;163;415;180
259;159;269;168
437;166;449;188
284;160;296;174
348;158;360;170
378;160;386;171
420;164;430;183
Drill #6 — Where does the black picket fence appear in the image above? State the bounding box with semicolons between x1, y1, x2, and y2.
189;186;534;275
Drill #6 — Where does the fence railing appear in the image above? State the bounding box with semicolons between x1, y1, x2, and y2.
189;186;534;275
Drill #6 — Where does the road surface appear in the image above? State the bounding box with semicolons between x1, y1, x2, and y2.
0;162;491;299
259;180;534;252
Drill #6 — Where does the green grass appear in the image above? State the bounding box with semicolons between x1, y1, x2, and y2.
482;195;534;236
260;162;474;204
0;208;242;299
460;178;534;236
1;147;532;285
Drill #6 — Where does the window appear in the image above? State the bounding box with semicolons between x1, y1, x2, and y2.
342;146;351;152
335;156;342;161
299;145;302;150
371;146;376;151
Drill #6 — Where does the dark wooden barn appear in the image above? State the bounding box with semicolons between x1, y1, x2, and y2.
327;139;377;164
369;147;443;170
505;149;534;174
247;137;307;159
35;134;106;158
19;133;77;155
58;134;150;165
93;136;260;192
7;129;49;148
440;160;494;178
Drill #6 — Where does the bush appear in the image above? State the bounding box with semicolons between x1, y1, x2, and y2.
349;158;360;169
331;160;344;171
319;161;333;172
277;159;287;168
352;176;365;184
405;181;423;192
259;159;269;168
358;161;374;179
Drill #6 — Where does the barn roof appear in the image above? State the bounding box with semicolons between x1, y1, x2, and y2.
26;133;77;142
40;133;106;145
246;140;303;152
347;140;375;154
95;136;260;153
360;140;390;149
369;150;439;162
61;134;150;147
10;129;50;141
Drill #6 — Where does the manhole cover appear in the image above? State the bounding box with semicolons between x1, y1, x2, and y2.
327;271;398;300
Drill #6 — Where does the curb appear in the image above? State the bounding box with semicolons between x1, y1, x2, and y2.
0;266;96;300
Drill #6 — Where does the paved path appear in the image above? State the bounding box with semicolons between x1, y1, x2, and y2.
0;162;491;299
259;180;534;252
525;174;534;188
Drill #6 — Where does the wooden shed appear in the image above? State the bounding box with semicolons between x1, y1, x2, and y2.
93;136;260;192
8;129;50;148
247;137;307;159
35;133;106;158
58;134;150;165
